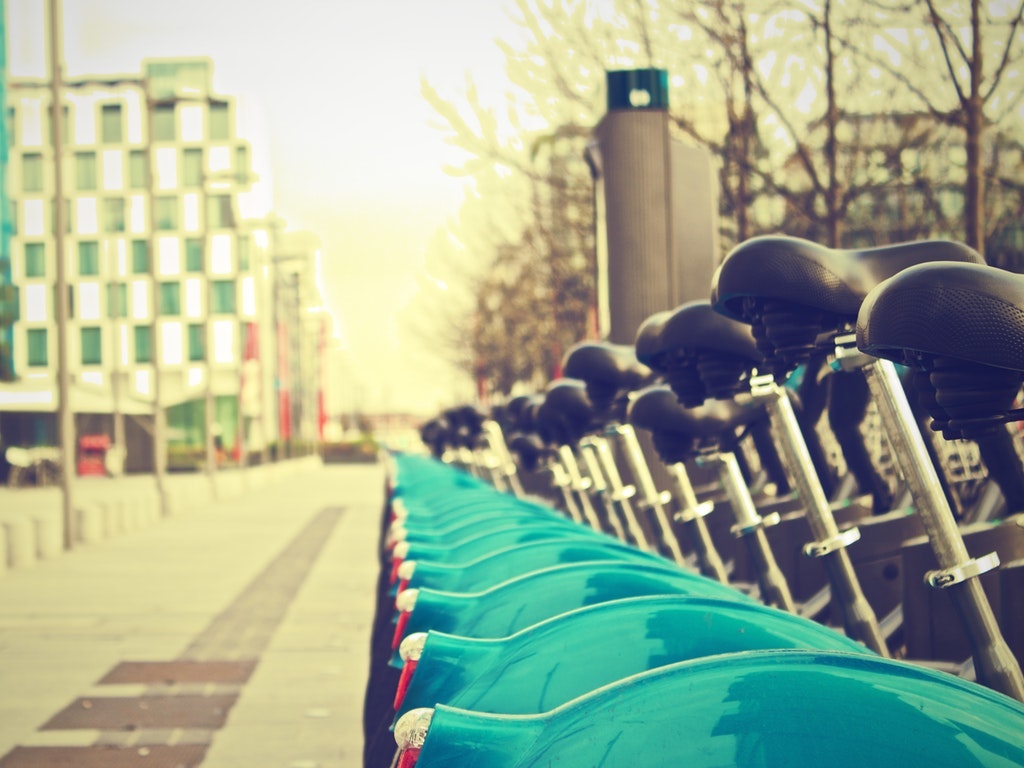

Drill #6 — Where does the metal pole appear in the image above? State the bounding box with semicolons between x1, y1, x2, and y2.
579;438;627;541
481;419;525;498
202;175;216;483
591;436;651;551
47;0;75;548
667;462;729;584
706;451;796;613
556;444;603;531
862;357;1024;699
475;445;507;491
756;378;888;655
111;281;125;472
610;424;687;566
546;458;582;523
143;79;167;516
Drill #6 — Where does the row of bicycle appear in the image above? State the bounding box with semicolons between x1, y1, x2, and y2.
362;235;1024;766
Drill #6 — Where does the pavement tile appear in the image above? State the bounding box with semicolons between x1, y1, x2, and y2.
0;462;384;768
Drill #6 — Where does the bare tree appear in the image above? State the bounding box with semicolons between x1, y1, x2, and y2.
414;0;617;396
416;0;1024;395
859;0;1024;254
665;0;773;247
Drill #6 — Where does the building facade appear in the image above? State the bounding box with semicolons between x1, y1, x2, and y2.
0;58;324;472
268;227;329;453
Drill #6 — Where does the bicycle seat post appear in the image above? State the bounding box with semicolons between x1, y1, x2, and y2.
666;461;727;584
747;371;887;653
608;423;688;567
555;443;603;532
840;333;1024;700
697;444;795;611
714;235;1024;679
481;419;526;498
578;437;629;542
544;456;583;524
589;434;651;551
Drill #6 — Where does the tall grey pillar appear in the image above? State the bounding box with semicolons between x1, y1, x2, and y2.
589;69;719;344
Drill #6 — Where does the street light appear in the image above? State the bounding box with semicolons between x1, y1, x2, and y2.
47;0;78;546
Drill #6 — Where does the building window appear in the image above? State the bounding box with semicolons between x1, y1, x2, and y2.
78;241;100;275
24;242;45;278
210;280;235;314
185;238;203;272
100;104;123;143
6;107;14;145
129;150;147;189
237;235;250;271
62;104;71;145
206;195;234;228
209;102;229;140
79;282;101;321
188;323;205;361
75;152;97;191
22;153;43;192
23;285;46;322
155;196;177;230
159;281;181;315
134;325;152;363
212;319;235;363
103;198;126;233
132;240;150;274
180;103;203;142
182;148;202;187
153;103;175;141
27;328;48;366
81;327;102;365
102;149;123;191
108;282;127;318
235;145;248;180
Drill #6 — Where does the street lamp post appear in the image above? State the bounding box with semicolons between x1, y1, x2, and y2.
110;279;125;473
201;178;217;482
47;0;76;547
143;79;168;516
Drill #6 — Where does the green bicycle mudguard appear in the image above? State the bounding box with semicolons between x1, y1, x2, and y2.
391;456;489;493
395;521;606;565
392;559;752;658
400;649;1024;768
402;537;666;593
395;594;869;720
394;492;552;525
393;509;584;547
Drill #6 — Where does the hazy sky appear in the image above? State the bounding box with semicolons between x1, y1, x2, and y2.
7;0;518;414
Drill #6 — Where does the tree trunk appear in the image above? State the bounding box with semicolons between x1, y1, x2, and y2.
823;0;841;247
965;97;985;254
965;0;985;255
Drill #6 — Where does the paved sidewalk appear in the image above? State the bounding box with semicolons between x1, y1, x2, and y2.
0;461;384;768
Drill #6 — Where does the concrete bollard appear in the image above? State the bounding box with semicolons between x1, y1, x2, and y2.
75;501;105;544
30;507;64;559
0;513;37;569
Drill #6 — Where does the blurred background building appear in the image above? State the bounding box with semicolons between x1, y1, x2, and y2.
0;55;330;474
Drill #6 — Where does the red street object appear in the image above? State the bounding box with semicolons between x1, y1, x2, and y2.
77;434;110;476
392;610;411;650
277;322;291;440
397;748;420;768
389;557;404;585
393;657;419;710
